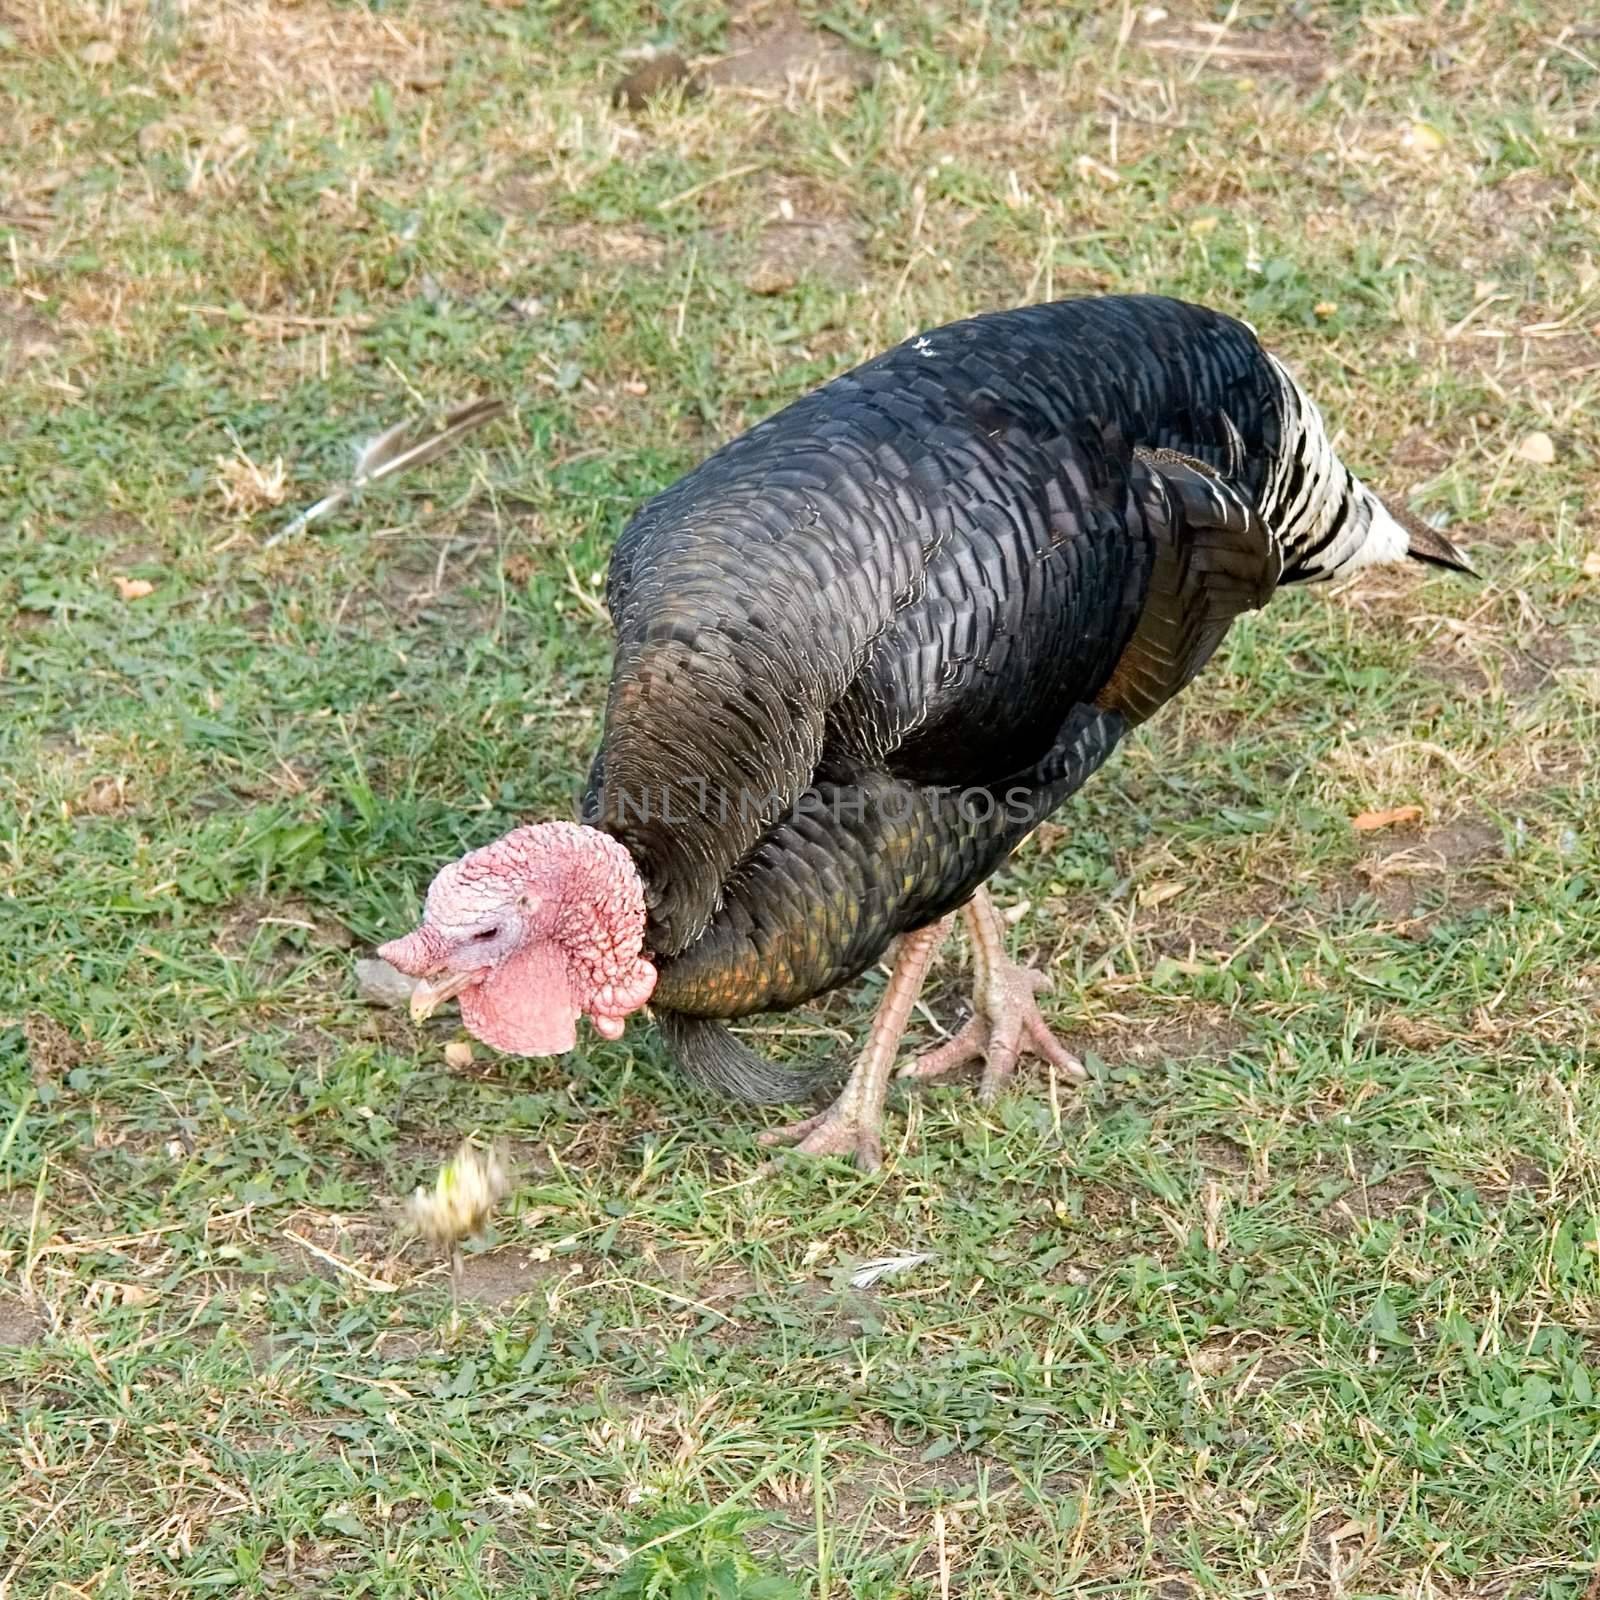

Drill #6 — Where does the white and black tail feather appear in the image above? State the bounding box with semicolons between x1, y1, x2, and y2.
1259;354;1475;582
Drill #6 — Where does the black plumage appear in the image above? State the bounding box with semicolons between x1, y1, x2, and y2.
577;294;1472;1103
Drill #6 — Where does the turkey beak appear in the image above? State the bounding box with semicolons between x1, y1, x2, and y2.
409;968;478;1023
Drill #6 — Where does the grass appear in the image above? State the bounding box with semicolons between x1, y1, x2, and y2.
2;0;1598;1594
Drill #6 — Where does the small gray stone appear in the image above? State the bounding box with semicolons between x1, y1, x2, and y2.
355;957;417;1008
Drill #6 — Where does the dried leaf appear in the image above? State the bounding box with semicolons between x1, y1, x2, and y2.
1138;879;1186;909
1515;430;1556;465
1582;550;1600;578
1352;805;1423;832
114;576;155;601
1403;120;1446;154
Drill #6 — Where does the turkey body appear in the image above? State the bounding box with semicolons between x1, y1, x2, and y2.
578;294;1466;1099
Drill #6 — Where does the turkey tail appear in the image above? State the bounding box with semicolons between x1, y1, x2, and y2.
1391;504;1478;576
653;1010;832;1104
1258;353;1477;582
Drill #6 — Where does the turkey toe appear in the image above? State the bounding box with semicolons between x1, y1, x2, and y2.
758;1106;884;1172
902;888;1085;1099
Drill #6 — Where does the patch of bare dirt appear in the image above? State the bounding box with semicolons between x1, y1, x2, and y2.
1467;1157;1551;1202
743;217;865;296
0;293;57;376
611;52;702;111
1186;886;1297;946
783;1277;894;1346
1418;818;1505;868
1376;1011;1463;1052
34;0;439;122
1453;175;1583;261
639;1247;758;1306
1323;1168;1438;1235
1408;628;1565;701
350;529;501;632
1347;816;1507;922
1192;1132;1250;1173
0;1296;47;1349
1085;1012;1248;1068
1187;1335;1301;1388
1429;302;1600;397
759;1418;994;1527
1073;1180;1137;1233
456;1247;583;1306
24;1013;83;1085
706;9;873;92
217;898;355;963
493;197;668;274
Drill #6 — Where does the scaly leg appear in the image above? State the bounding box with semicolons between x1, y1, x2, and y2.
758;918;949;1172
900;887;1084;1102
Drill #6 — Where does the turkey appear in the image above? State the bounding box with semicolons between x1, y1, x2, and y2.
379;294;1474;1170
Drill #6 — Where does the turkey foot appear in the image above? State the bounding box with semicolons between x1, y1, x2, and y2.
900;888;1085;1102
759;918;948;1173
757;1100;885;1171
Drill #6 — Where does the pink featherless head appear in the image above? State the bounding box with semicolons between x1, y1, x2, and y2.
377;822;656;1058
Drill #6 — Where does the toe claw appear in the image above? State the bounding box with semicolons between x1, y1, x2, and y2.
757;1114;822;1149
898;1016;984;1083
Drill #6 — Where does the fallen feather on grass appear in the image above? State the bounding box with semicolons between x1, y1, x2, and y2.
849;1252;934;1289
267;396;507;547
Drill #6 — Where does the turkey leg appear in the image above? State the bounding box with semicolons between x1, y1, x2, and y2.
758;917;949;1173
901;887;1085;1101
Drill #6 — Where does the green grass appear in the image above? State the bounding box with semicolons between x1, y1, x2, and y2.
3;1;1599;1595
